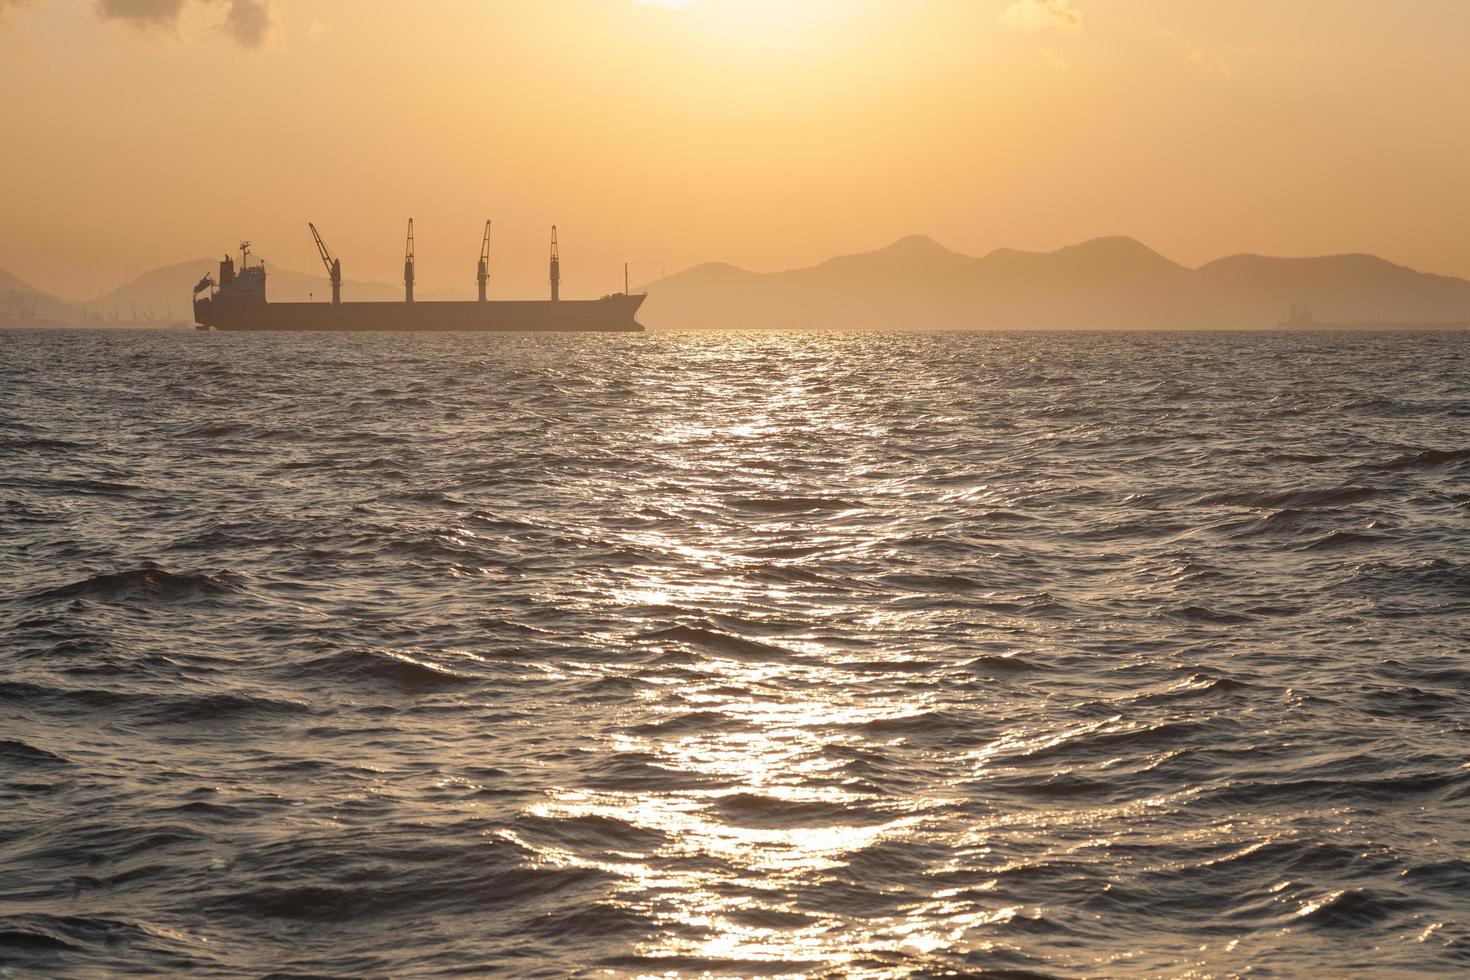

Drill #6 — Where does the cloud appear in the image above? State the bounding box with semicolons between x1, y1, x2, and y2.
94;0;280;48
1041;47;1070;72
95;0;188;27
1187;46;1236;77
222;0;277;47
1157;29;1237;78
1002;0;1081;34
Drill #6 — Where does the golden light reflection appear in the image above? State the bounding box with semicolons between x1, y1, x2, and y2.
512;362;1031;970
504;622;996;971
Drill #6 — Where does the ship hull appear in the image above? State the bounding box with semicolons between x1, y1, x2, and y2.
193;295;645;332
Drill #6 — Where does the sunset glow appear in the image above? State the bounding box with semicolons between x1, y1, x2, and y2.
4;5;1470;977
4;1;1470;298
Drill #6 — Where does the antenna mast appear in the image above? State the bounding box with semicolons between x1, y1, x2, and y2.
477;220;491;303
404;218;415;304
549;226;560;302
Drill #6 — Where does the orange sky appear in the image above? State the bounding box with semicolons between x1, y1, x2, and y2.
3;0;1469;299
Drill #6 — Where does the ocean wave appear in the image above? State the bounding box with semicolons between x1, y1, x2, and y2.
709;791;887;828
0;738;71;767
962;652;1042;672
513;811;669;851
1196;485;1380;508
1294;888;1414;930
1165;604;1254;624
0;679;308;724
746;564;837;585
1204;769;1467;808
580;752;724;791
5;328;1469;976
996;719;1208;765
1124;673;1251;704
1373;447;1470;471
636;624;804;661
27;566;241;603
726;495;866;514
878;572;988;592
628;709;751;736
0;436;84;453
282;649;477;690
1299;528;1387;551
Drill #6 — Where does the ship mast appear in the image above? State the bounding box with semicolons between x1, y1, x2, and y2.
404;218;415;305
549;226;560;302
309;223;342;306
477;220;491;303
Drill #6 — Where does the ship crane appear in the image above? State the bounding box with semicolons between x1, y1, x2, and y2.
477;220;491;303
549;226;560;302
309;222;342;306
404;218;415;305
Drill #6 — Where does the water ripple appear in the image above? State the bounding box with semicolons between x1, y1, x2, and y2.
1;328;1468;976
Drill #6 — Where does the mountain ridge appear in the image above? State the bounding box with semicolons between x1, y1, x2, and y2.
5;234;1468;329
638;235;1470;330
0;267;82;323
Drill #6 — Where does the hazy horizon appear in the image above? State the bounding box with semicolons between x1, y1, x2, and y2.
16;229;1470;333
21;228;1470;307
4;0;1470;299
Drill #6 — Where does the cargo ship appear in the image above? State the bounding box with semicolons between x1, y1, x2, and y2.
193;222;644;332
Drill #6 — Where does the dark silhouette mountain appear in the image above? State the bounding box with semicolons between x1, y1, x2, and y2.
640;236;1470;330
1195;252;1470;325
12;236;1469;330
0;267;81;324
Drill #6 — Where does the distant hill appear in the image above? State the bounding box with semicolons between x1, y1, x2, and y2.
0;267;81;324
639;235;1470;330
11;237;1470;331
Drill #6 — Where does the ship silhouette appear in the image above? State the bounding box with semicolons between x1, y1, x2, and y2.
193;223;644;332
